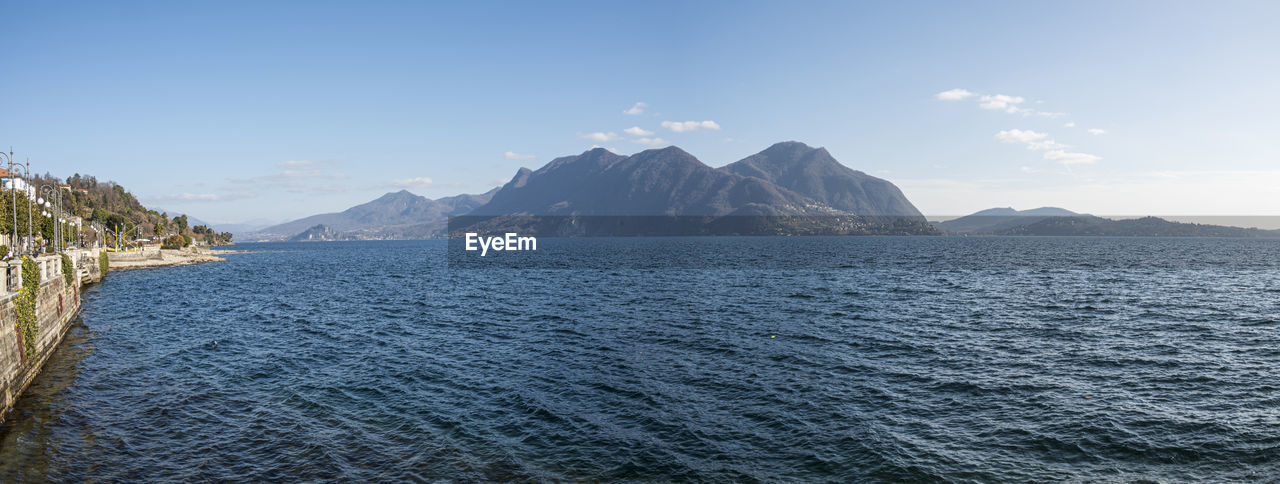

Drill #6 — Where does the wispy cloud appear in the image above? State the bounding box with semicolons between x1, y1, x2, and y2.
995;129;1066;150
504;151;535;161
978;94;1027;113
1043;150;1101;165
935;88;974;101
939;89;1066;118
148;191;258;203
631;137;669;146
1087;128;1107;135
277;160;316;167
995;129;1048;144
661;120;720;132
622;102;647;115
1064;122;1076;128
590;144;621;154
624;126;654;136
152;193;221;202
388;177;434;188
579;131;622;142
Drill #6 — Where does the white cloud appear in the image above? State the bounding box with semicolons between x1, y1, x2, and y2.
1035;111;1066;118
631;137;669;146
152;193;220;202
661;120;721;132
504;151;535;161
1020;166;1040;174
277;160;316;167
624;126;654;136
995;129;1066;150
389;177;434;188
1087;128;1107;135
995;129;1048;144
622;102;647;115
589;144;621;154
1064;122;1076;128
579;131;621;142
979;94;1026;113
1044;150;1101;165
935;88;974;101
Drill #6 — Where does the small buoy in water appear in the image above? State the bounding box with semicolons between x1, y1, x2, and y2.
770;335;776;339
211;340;218;348
1084;395;1091;399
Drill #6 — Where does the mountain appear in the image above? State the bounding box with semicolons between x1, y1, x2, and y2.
253;188;497;239
472;146;828;217
721;141;924;217
256;142;935;239
211;219;277;235
288;224;356;242
935;207;1084;233
456;144;937;236
995;216;1280;237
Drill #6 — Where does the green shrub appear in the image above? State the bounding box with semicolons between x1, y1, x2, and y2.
181;233;193;247
0;245;7;259
15;257;39;362
162;234;185;250
61;253;74;288
99;250;109;275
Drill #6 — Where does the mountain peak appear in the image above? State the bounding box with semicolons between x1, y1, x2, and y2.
763;140;817;153
721;142;923;217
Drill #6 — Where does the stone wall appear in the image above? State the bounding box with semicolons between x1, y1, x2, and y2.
0;248;102;420
106;245;160;262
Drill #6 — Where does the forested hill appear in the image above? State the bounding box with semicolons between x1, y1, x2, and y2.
2;172;232;246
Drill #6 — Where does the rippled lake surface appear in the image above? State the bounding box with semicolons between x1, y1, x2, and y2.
2;237;1279;481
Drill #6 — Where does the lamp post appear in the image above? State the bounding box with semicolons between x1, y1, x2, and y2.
6;160;33;256
39;184;65;253
0;148;12;256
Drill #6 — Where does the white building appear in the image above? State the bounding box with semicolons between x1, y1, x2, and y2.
0;169;36;199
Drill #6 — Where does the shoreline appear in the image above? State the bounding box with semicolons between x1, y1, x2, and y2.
107;247;247;271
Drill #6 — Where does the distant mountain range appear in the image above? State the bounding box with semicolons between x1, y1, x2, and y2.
249;188;497;240
936;207;1280;237
249;141;934;239
244;142;1279;241
289;224;356;242
934;206;1083;233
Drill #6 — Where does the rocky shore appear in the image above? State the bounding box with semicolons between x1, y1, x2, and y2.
107;247;245;271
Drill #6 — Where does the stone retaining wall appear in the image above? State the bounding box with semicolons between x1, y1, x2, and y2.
0;248;103;419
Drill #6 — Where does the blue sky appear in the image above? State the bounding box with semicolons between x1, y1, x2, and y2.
2;1;1278;224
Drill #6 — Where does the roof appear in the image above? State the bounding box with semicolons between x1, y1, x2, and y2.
0;168;16;178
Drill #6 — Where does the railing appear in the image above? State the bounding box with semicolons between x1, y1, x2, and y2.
3;261;18;294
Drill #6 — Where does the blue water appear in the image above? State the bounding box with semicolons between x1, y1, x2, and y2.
1;237;1278;481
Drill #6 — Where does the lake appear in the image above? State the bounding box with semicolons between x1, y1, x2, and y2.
1;237;1278;481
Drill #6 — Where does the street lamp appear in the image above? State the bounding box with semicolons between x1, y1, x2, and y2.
6;161;34;256
0;147;11;256
39;184;65;253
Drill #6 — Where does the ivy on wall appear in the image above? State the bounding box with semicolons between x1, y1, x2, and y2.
15;257;39;363
61;254;74;289
99;251;109;276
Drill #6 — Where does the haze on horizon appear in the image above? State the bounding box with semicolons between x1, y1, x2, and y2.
1;1;1277;225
